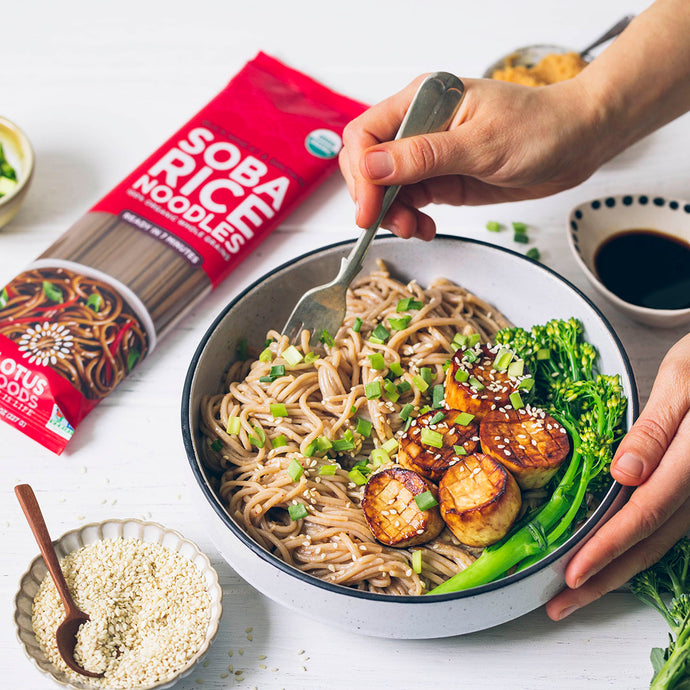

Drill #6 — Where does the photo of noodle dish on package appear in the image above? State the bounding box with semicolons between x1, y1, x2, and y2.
197;258;628;598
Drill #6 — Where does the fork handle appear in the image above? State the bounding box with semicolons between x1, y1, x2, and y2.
336;71;466;286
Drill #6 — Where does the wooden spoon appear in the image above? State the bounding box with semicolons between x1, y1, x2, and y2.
15;484;104;679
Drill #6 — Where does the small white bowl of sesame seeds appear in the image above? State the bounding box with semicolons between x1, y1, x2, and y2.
14;518;223;690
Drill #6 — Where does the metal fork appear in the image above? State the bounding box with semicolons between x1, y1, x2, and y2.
282;71;466;346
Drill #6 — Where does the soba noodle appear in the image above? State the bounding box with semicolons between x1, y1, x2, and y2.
0;267;148;399
200;262;520;595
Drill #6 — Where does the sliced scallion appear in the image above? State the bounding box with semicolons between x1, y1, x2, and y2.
381;438;398;454
304;351;320;364
389;361;404;377
467;333;481;348
86;293;102;312
271;435;287;448
288;503;308;521
332;438;355;452
514;232;529;244
518;377;535;391
320;329;335;347
414;490;439;511
348;467;368;486
509;391;525;409
453;412;475;426
464;349;478;363
526;247;541;261
319;464;338;476
431;384;444;409
384;380;399;402
304;440;318;457
454;368;469;383
356;417;372;437
365;381;382;399
512;221;527;233
429;411;445;425
453;444;467;455
420;367;433;385
370;448;389;466
371;324;390;342
270;364;286;378
270;403;288;418
226;417;241;435
282;345;303;366
493;348;513;372
368;353;386;370
352;317;363;333
507;359;524;377
249;425;266;447
287;458;304;481
210;439;223;452
486;220;502;233
420;428;443;448
400;403;415;421
396;380;411;394
388;315;412;331
316;436;332;452
396;297;412;312
468;376;484;391
411;549;423;574
412;375;428;393
259;348;273;363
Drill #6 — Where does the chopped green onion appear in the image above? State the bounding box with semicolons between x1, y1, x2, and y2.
348;468;368;486
396;297;412;312
287;458;304;481
368;353;386;370
536;348;551;360
0;287;8;309
370;448;390;466
414;490;439;511
412;375;429;393
468;376;484;391
332;438;355;452
304;351;320;364
419;405;431;415
304;440;318;457
486;220;502;233
411;549;423;574
356;417;372;437
396;380;411;394
343;429;354;442
259;376;273;383
86;293;102;312
249;425;266;447
400;403;415;421
381;438;398;454
388;315;412;331
316;436;332;452
235;338;248;361
408;300;423;311
526;247;541;261
518;377;535;391
453;444;467;455
270;364;286;378
271;435;287;448
371;324;390;342
420;428;443;448
512;221;527;233
420;367;433;385
432;384;444;409
288;503;308;521
453;412;475;426
282;345;303;366
259;348;273;363
350;405;357;415
264;338;274;347
320;329;335;347
467;333;481;347
369;336;385;345
442;359;451;373
403;418;413;432
383;380;399;402
226;417;241;435
389;361;404;377
514;232;529;244
319;464;338;476
352;317;363;333
507;359;524;377
454;368;469;383
509;391;524;409
365;381;382;399
493;348;513;372
452;333;467;350
270;403;288;418
210;439;223;452
127;349;141;372
464;349;478;363
429;411;445;425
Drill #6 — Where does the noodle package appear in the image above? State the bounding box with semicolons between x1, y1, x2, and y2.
0;52;366;454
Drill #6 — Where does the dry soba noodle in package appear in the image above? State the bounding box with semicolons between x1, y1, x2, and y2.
0;52;366;454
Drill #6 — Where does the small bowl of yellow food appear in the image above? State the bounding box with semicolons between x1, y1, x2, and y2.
483;44;588;85
0;116;34;229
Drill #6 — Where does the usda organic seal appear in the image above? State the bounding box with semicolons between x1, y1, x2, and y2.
305;129;342;159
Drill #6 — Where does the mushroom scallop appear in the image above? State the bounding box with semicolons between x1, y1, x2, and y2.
438;452;522;548
444;344;526;421
362;467;445;547
397;409;480;482
479;406;570;489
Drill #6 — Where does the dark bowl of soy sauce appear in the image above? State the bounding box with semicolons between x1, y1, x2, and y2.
568;195;690;328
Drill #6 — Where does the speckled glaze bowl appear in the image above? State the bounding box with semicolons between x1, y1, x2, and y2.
482;43;582;79
0;116;34;229
15;518;223;690
182;234;638;639
568;194;690;328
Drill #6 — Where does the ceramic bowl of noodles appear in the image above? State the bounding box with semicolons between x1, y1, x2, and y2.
181;234;638;639
0;117;34;229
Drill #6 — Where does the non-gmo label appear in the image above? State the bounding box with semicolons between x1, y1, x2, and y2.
305;129;342;159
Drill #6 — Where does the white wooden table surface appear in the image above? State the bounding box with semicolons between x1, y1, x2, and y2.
2;1;687;688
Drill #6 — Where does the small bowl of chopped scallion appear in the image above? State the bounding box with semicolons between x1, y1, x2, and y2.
0;116;34;229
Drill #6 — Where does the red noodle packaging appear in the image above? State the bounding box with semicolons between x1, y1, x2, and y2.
0;52;366;454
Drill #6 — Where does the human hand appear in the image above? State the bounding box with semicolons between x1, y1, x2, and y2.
339;74;609;240
546;332;690;621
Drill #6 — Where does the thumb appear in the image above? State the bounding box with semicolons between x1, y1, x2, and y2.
361;130;473;186
611;337;690;486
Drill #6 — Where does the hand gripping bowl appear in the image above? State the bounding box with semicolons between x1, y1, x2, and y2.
181;234;638;639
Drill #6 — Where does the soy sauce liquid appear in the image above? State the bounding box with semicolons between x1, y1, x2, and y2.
594;229;690;310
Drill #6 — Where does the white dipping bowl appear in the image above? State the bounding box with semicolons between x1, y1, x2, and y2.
182;234;637;639
568;194;690;328
15;518;223;690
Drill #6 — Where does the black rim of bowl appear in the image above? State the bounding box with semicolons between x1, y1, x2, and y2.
181;233;638;604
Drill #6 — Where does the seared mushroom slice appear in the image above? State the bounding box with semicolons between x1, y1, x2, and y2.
438;452;521;547
398;409;480;482
362;467;444;547
479;406;570;489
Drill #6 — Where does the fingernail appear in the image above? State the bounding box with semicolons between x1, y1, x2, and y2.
556;605;579;621
354;201;360;224
573;572;592;589
364;150;394;179
614;452;644;480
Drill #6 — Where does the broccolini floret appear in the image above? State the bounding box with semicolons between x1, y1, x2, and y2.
631;537;690;689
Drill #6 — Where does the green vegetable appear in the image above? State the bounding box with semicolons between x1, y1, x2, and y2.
468;376;484;391
316;436;332;452
226;417;241;435
348;467;368;486
270;403;288;418
412;375;429;393
453;444;467;455
0;287;8;309
86;293;102;312
389;361;404;377
249;425;266;447
320;329;335;346
383;380;399;402
420;367;433;385
371;324;390;342
126;348;141;372
526;247;541;261
271;435;287;448
486;220;502;232
236;338;248;361
420;428;443;448
454;368;469;383
514;232;529;244
388;315;412;331
287;458;304;481
365;381;382;399
352;317;363;333
356;417;372;437
429;318;627;595
509;391;524;409
0;143;17;198
319;464;338;476
432;384;444;409
414;490;439;511
370;448;389;466
210;439;223;452
453;412;475;426
288;503;308;521
630;537;690;689
396;380;411;394
411;549;423;574
282;345;303;366
42;281;63;304
381;438;398;454
332;438;355;452
304;351;319;364
368;353;386;370
429;411;445;425
400;403;415;421
512;221;527;234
